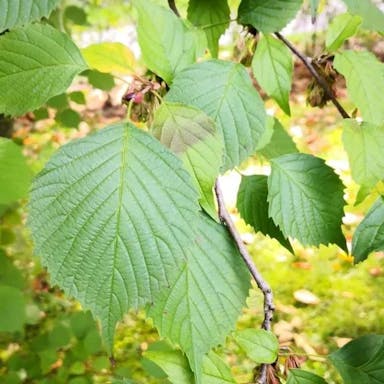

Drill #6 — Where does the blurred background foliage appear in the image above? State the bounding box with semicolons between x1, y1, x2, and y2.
1;0;384;383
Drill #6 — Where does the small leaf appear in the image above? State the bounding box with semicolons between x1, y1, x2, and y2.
81;42;136;74
0;138;32;204
238;0;303;33
287;369;327;384
268;153;346;249
342;119;384;189
252;34;293;115
152;102;223;219
326;13;362;52
166;60;266;170
258;117;298;159
28;123;200;350
0;286;26;332
234;329;279;364
55;108;81;128
64;5;87;25
0;250;25;289
329;334;384;383
84;69;115;91
202;351;236;384
149;213;250;381
0;23;87;116
341;0;384;33
47;93;68;110
187;0;230;58
237;175;292;252
69;91;86;105
334;50;384;125
133;0;203;84
0;0;60;32
352;196;384;263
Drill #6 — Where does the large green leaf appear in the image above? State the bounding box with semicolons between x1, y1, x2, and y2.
0;286;26;332
342;119;384;189
0;0;60;32
268;153;346;249
329;334;384;383
237;175;292;251
133;0;204;84
352;197;384;263
334;50;384;125
234;329;279;364
152;102;223;219
81;42;136;74
166;60;266;170
28;123;200;350
287;369;327;384
187;0;230;58
0;138;32;204
341;0;384;33
0;23;87;117
149;213;250;381
238;0;303;33
258;117;298;159
252;34;293;115
326;13;362;52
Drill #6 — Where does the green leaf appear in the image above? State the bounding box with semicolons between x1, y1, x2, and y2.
252;34;293;115
81;42;136;74
238;0;303;33
55;108;81;128
341;0;384;33
342;119;384;189
0;23;87;117
187;0;230;58
326;13;362;52
84;69;115;91
0;0;60;32
133;0;204;84
0;285;26;332
237;175;292;252
309;0;320;21
149;213;250;381
166;60;266;170
47;93;68;110
352;196;384;263
64;5;88;25
329;334;384;383
202;351;236;384
69;91;86;105
268;153;346;249
28;122;200;350
258;117;298;159
287;369;327;384
234;329;279;364
0;138;32;204
334;50;384;125
152;102;223;220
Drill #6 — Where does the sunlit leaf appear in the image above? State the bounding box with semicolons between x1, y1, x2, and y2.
287;369;327;383
252;34;293;115
334;50;384;125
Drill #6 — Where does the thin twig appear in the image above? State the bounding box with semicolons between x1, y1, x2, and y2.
274;32;350;119
214;179;275;331
168;0;180;17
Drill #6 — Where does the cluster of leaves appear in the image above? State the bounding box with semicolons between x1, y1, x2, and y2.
1;0;384;383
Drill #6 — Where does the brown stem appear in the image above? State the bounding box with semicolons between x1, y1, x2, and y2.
168;0;180;17
274;32;350;119
214;179;275;331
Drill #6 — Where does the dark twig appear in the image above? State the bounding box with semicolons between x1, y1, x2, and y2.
215;179;274;384
168;0;180;17
275;32;350;119
214;179;275;329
